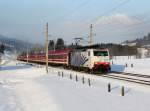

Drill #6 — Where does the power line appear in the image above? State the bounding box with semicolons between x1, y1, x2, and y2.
75;0;132;45
70;0;91;15
60;0;91;21
96;18;150;37
90;0;131;24
96;24;150;40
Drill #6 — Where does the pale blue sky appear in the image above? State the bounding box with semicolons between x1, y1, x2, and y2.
0;0;150;44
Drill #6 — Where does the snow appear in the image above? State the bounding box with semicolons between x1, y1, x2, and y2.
111;56;150;75
0;55;150;111
0;62;60;111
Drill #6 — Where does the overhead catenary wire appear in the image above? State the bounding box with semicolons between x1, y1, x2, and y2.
59;0;91;21
97;29;150;44
69;0;91;16
90;0;132;24
95;12;150;33
95;19;150;35
77;0;150;45
94;15;150;40
86;0;150;43
75;0;132;45
47;0;91;45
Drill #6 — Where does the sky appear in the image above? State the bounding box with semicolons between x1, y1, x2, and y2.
0;0;150;45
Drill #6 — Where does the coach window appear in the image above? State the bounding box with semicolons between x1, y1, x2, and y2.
88;51;90;56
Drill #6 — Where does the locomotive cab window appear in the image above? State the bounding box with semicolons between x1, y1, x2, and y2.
94;51;108;56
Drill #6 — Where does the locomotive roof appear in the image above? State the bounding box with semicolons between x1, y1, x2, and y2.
75;44;107;50
74;48;108;52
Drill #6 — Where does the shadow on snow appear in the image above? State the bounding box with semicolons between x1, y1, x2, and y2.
0;65;31;71
111;64;125;72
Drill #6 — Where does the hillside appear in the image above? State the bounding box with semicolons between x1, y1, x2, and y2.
123;33;150;47
0;35;35;53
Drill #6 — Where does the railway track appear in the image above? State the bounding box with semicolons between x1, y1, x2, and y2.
17;60;150;86
101;72;150;86
110;71;150;78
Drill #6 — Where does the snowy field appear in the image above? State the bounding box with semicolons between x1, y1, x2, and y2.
111;56;150;75
0;57;150;111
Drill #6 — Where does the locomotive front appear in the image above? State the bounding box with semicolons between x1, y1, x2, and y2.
70;48;111;73
92;49;110;72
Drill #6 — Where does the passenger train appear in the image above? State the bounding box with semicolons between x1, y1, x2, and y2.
17;48;111;73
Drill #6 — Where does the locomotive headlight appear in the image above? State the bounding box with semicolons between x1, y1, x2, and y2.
94;62;98;65
105;62;109;65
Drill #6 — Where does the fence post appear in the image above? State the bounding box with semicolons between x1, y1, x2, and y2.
125;63;128;67
88;78;91;86
108;83;111;92
76;75;78;82
58;71;60;76
131;63;133;68
121;86;124;96
82;76;85;84
62;71;64;77
70;74;72;80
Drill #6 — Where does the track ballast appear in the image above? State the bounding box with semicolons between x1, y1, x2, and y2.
101;71;150;86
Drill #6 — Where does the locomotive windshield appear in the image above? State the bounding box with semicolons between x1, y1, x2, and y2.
94;51;108;56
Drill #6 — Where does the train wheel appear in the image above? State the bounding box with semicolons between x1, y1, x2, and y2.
108;67;111;72
99;65;104;73
89;69;94;74
84;67;89;73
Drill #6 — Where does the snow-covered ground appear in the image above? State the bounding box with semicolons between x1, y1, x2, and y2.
0;56;150;111
111;56;150;75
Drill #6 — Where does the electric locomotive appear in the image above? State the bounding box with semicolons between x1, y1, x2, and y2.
70;48;110;72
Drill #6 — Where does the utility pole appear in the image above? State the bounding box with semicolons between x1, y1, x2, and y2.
26;40;29;63
89;24;93;46
53;39;56;51
45;22;49;73
26;45;28;63
74;37;83;46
